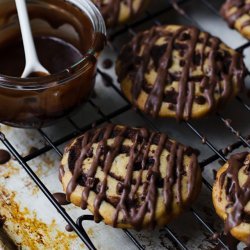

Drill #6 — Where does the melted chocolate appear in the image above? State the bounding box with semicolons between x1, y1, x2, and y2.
219;152;250;246
92;0;144;27
0;0;104;128
117;26;246;120
102;58;113;69
53;193;70;206
65;224;74;232
0;37;82;77
195;95;207;105
0;149;11;165
63;124;199;229
59;165;65;183
221;1;250;30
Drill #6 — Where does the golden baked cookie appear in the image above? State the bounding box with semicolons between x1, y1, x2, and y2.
221;0;250;40
116;25;246;121
212;152;250;246
91;0;150;28
60;124;201;229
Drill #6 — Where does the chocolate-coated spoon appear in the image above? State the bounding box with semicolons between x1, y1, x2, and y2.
15;0;50;78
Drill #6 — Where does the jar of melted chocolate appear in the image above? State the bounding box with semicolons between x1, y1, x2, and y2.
0;0;106;128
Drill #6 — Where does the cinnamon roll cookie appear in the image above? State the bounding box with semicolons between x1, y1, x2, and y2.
213;152;250;246
116;25;246;121
60;124;201;229
221;0;250;40
91;0;150;28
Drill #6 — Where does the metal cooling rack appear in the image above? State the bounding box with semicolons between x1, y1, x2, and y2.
1;0;250;249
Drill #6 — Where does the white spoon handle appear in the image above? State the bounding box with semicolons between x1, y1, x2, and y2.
15;0;49;78
15;0;38;64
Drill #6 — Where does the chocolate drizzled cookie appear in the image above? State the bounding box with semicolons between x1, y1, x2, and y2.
213;152;250;246
91;0;149;28
60;124;201;229
116;25;246;120
221;0;250;39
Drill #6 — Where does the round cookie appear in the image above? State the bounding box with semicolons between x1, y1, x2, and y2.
221;0;250;40
60;124;201;229
212;152;250;246
116;25;247;121
91;0;150;28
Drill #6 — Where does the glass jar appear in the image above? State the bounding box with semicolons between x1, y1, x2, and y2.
0;0;106;128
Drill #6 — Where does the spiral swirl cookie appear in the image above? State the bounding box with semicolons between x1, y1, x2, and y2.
221;0;250;40
116;25;246;121
60;124;201;229
91;0;149;28
213;152;250;246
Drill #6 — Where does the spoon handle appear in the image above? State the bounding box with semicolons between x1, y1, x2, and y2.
15;0;39;66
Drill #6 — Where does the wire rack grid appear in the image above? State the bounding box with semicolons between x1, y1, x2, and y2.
1;0;250;249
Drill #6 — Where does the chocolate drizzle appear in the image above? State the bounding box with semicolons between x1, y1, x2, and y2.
219;152;250;246
221;0;250;31
117;25;246;120
63;124;200;229
92;0;144;27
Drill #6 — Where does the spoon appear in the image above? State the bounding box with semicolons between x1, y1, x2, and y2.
15;0;49;78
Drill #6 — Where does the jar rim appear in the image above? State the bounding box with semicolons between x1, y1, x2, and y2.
0;0;106;90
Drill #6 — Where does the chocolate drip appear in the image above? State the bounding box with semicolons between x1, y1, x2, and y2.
219;152;250;245
53;193;70;206
59;165;65;183
221;0;250;29
145;28;185;117
0;149;11;165
93;0;143;27
117;25;246;120
176;28;199;120
102;58;113;69
65;224;74;232
64;125;199;229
